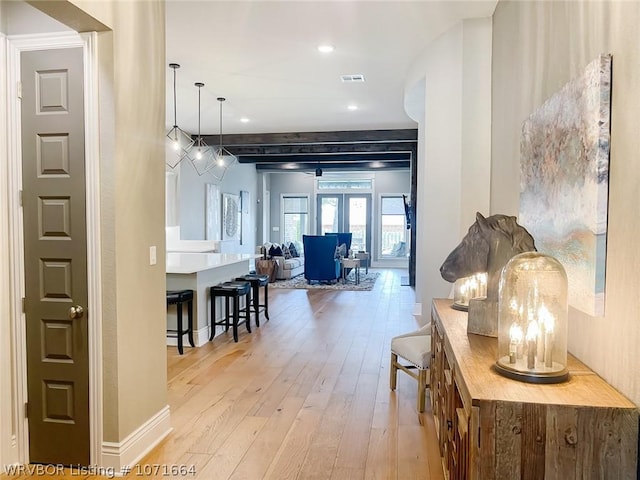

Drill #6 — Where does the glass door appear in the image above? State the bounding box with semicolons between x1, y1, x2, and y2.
317;194;371;253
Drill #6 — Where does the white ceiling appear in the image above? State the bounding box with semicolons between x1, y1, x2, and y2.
166;1;497;136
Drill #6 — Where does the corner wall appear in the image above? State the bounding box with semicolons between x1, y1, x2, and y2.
407;17;493;310
491;1;640;405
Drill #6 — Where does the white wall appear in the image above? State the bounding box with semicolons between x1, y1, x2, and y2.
178;160;258;254
491;0;640;406
406;17;493;310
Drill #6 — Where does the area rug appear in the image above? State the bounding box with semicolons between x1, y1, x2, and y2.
270;271;380;291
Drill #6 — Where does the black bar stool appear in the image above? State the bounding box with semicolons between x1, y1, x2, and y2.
209;281;252;342
166;289;195;354
235;273;270;327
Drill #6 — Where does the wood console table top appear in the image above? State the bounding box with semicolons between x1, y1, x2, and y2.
432;298;636;409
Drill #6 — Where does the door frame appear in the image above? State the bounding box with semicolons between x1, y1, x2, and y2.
4;32;103;466
316;193;372;253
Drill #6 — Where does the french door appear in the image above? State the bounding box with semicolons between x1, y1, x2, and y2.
316;194;371;253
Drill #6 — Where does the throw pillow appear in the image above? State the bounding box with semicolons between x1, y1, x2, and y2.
335;243;347;259
268;244;283;257
288;242;299;258
282;244;292;259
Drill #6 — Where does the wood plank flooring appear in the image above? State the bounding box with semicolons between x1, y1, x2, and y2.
2;269;444;480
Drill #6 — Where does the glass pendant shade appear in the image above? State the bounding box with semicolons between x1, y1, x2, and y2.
189;82;216;176
166;63;194;168
210;97;237;181
191;138;216;176
495;252;569;383
166;126;194;168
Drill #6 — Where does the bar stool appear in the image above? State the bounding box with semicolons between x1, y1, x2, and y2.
235;273;270;327
166;289;195;355
209;281;252;342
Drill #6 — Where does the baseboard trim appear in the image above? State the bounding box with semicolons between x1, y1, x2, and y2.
101;405;172;476
166;325;210;348
413;302;423;324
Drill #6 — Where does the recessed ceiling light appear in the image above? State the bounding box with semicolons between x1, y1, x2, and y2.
240;117;250;123
347;104;358;111
317;44;335;53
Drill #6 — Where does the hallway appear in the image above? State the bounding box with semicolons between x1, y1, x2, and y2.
2;269;443;480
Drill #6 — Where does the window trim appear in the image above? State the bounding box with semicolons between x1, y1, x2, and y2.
280;193;310;244
378;193;409;259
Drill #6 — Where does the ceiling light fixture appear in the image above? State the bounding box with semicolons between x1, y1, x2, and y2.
317;44;334;53
347;104;358;111
190;82;216;176
165;63;194;168
240;117;250;123
208;97;237;181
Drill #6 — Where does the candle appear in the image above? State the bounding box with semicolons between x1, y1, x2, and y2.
459;281;468;305
508;323;523;364
526;321;539;370
469;277;478;299
478;272;487;297
537;313;545;363
539;305;555;368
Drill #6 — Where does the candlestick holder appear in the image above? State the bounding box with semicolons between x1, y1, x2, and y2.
495;252;569;383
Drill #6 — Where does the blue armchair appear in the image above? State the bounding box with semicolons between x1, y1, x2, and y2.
303;235;341;283
325;232;352;252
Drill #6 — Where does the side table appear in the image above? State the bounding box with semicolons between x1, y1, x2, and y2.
340;257;361;285
355;251;369;273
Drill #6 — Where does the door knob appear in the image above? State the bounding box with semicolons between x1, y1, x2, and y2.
68;305;84;319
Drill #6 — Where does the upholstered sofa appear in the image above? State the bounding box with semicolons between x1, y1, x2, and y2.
257;242;304;280
273;256;304;280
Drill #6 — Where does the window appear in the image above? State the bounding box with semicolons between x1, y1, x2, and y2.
380;195;408;257
317;179;373;190
282;195;309;246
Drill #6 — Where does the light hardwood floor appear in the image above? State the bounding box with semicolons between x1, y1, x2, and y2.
2;269;444;480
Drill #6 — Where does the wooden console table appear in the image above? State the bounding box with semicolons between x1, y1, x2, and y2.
430;298;638;479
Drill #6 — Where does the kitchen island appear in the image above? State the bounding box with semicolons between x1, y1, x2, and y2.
166;252;256;347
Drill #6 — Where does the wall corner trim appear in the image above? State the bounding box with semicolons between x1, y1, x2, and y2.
101;406;172;475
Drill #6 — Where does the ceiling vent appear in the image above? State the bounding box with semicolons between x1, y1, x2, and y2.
340;74;365;83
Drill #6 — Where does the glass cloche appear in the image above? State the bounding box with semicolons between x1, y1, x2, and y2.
495;252;569;383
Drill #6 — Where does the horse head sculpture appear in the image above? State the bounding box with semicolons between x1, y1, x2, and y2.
440;212;536;301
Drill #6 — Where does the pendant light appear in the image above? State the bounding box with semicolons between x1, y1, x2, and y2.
166;63;194;168
190;82;216;176
208;97;237;181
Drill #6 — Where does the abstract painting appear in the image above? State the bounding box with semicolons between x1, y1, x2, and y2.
222;193;241;242
519;54;611;317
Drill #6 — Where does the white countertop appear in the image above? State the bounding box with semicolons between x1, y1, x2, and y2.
166;252;256;274
166;240;219;253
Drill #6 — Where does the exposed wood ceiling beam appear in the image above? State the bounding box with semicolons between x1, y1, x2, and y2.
198;128;417;172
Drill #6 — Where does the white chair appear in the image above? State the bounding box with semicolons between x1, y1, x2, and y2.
390;323;431;412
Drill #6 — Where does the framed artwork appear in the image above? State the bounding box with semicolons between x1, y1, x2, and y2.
519;54;611;317
222;193;241;241
205;183;220;241
240;190;250;245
